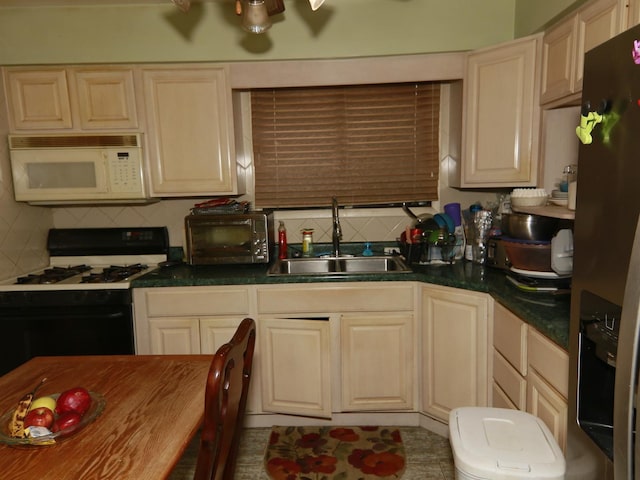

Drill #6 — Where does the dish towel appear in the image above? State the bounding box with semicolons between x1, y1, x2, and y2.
264;426;405;479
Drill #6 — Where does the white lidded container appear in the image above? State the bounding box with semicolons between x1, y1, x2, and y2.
449;407;565;480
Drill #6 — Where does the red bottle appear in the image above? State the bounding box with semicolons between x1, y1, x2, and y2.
278;221;288;259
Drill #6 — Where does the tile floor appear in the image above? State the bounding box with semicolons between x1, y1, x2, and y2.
169;426;455;479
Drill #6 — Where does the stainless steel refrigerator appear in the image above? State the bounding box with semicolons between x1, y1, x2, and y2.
568;23;640;480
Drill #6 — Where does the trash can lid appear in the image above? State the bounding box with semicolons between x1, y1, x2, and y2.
449;407;566;479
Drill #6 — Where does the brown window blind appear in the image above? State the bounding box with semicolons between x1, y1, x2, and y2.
251;82;440;208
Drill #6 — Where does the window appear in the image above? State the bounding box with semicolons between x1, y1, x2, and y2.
251;82;440;208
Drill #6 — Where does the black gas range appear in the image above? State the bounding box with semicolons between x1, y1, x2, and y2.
0;227;169;376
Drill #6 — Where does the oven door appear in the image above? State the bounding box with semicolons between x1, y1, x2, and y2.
0;303;134;376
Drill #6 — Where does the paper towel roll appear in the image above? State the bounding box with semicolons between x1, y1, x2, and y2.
568;181;577;210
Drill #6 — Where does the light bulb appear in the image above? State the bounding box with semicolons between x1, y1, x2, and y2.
242;0;271;34
309;0;326;11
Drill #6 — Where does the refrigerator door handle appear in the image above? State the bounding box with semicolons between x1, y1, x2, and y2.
614;216;640;479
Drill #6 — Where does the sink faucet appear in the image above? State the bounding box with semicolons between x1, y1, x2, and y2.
332;197;342;258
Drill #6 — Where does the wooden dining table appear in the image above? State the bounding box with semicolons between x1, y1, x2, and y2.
0;355;213;480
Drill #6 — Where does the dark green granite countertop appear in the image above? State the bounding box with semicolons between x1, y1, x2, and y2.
133;251;570;350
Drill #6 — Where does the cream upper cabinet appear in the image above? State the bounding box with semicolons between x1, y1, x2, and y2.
541;0;627;105
629;0;640;27
4;66;140;132
141;65;238;197
341;313;415;412
421;285;491;422
456;34;541;187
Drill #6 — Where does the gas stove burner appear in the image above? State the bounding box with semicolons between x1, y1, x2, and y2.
15;265;92;285
81;264;148;284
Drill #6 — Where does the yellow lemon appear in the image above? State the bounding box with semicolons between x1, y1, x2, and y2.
30;396;56;412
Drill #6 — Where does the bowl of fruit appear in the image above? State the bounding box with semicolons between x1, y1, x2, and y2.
0;379;106;446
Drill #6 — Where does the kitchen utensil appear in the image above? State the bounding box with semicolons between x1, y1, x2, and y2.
486;238;511;270
444;203;462;226
551;229;573;275
501;213;560;241
434;213;455;233
502;238;552;272
402;203;433;228
510;188;549;207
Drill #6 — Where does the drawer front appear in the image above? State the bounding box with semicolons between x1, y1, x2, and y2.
493;302;528;375
492;381;517;410
493;349;527;409
528;328;569;398
256;283;414;314
144;287;250;317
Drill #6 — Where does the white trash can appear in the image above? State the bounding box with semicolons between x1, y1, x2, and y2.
449;407;566;480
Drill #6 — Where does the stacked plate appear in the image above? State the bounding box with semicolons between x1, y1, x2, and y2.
549;190;568;207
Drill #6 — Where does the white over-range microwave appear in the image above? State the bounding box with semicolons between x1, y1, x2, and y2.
8;133;151;204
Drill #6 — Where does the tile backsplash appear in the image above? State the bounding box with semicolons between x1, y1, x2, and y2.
50;201;438;249
0;94;53;280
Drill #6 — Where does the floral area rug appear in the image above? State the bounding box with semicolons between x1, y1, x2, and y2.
264;426;406;480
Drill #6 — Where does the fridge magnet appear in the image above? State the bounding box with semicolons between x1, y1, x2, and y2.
633;40;640;64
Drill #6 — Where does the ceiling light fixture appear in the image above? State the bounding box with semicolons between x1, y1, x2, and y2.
172;0;325;34
241;0;271;34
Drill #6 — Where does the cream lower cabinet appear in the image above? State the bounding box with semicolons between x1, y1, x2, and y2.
421;285;491;422
454;34;541;187
141;65;239;196
259;317;332;418
341;313;414;411
526;328;569;452
256;282;416;418
489;302;569;453
492;302;528;410
131;286;260;411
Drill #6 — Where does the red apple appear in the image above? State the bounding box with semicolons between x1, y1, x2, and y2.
24;407;54;429
51;411;82;433
55;387;92;416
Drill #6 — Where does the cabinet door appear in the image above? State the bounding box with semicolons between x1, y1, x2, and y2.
5;68;73;130
200;317;261;414
421;286;490;422
149;317;200;354
259;317;332;418
341;313;414;411
142;66;237;196
527;368;568;453
460;35;541;187
541;0;627;104
574;0;627;91
629;0;640;28
74;68;139;130
541;16;577;104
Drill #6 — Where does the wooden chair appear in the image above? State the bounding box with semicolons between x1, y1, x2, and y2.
194;317;256;480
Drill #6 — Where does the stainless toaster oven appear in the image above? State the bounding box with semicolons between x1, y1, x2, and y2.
185;212;274;265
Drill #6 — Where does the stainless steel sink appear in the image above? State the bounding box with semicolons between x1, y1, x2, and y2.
267;256;411;276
